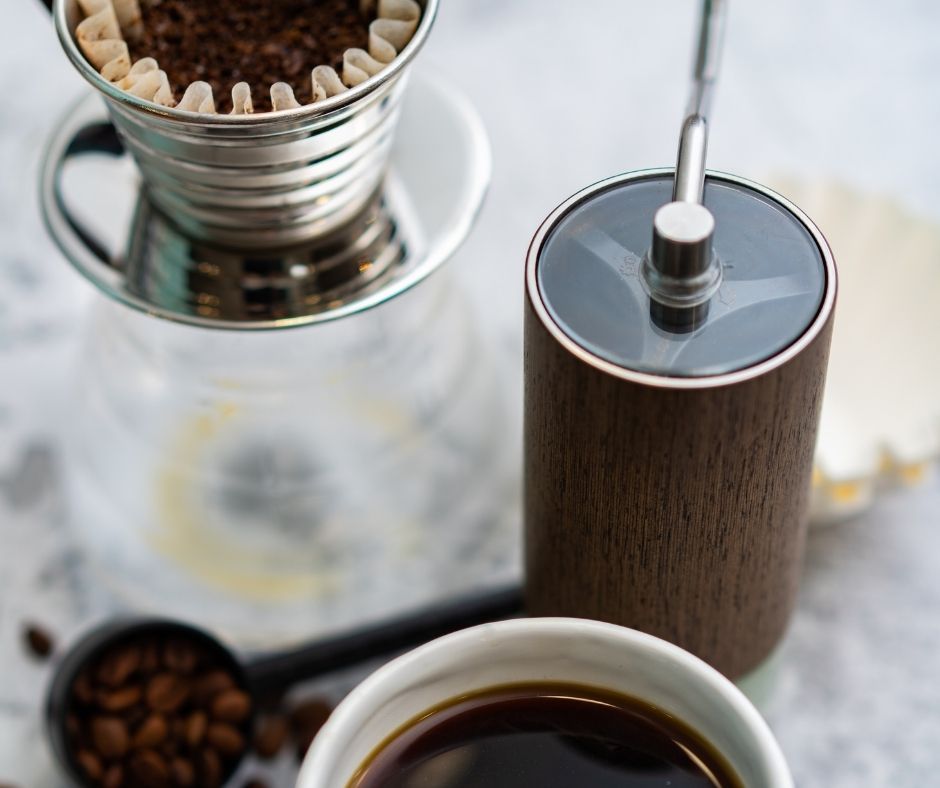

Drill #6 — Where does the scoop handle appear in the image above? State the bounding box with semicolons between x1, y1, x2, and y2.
245;585;524;700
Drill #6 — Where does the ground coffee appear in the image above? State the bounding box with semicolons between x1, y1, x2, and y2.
128;0;372;112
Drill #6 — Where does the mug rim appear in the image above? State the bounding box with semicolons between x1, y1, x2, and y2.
53;0;439;126
297;617;793;787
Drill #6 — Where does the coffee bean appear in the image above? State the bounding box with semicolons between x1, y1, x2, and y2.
72;673;95;705
296;727;318;761
291;697;334;760
163;640;199;674
92;716;130;759
206;723;245;757
253;714;289;759
98;685;142;712
23;623;54;659
133;714;169;749
193;670;234;704
141;642;161;674
211;688;252;723
290;698;334;733
198;748;223;788
243;780;270;788
76;749;103;780
184;710;208;748
146;673;190;712
170;757;196;786
127;749;170;787
102;763;124;788
97;646;142;688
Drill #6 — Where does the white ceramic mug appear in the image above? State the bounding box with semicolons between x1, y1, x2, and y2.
296;618;793;787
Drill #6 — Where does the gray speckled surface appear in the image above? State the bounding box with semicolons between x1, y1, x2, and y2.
2;1;940;786
769;480;940;786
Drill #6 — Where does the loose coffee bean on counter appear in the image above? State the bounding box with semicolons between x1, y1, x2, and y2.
23;622;55;659
243;779;270;788
127;0;375;113
253;714;290;760
64;633;252;788
289;697;334;761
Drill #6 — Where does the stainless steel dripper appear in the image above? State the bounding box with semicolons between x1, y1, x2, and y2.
52;0;438;248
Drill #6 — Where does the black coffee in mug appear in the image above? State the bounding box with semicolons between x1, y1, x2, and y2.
348;681;742;787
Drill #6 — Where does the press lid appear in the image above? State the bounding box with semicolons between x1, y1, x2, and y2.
535;172;828;377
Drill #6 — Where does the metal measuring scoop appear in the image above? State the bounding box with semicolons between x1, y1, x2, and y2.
45;587;522;786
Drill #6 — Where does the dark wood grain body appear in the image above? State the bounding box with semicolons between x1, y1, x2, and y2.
524;297;835;679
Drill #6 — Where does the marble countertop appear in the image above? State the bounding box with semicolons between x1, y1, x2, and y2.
2;1;939;786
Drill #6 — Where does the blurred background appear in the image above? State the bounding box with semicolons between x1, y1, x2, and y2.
1;1;939;786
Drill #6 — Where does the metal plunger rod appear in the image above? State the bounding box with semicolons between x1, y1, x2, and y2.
673;0;727;204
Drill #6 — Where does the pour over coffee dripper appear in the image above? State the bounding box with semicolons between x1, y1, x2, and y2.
50;0;440;248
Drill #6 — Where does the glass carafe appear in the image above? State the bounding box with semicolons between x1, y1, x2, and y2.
65;266;517;647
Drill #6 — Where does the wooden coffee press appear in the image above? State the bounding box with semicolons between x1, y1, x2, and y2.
523;0;837;679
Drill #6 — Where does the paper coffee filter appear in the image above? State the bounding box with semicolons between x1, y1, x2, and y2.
115;57;173;106
769;176;940;524
108;0;142;38
74;0;422;115
75;0;132;82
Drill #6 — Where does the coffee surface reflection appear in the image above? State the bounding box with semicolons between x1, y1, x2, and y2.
349;682;742;788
